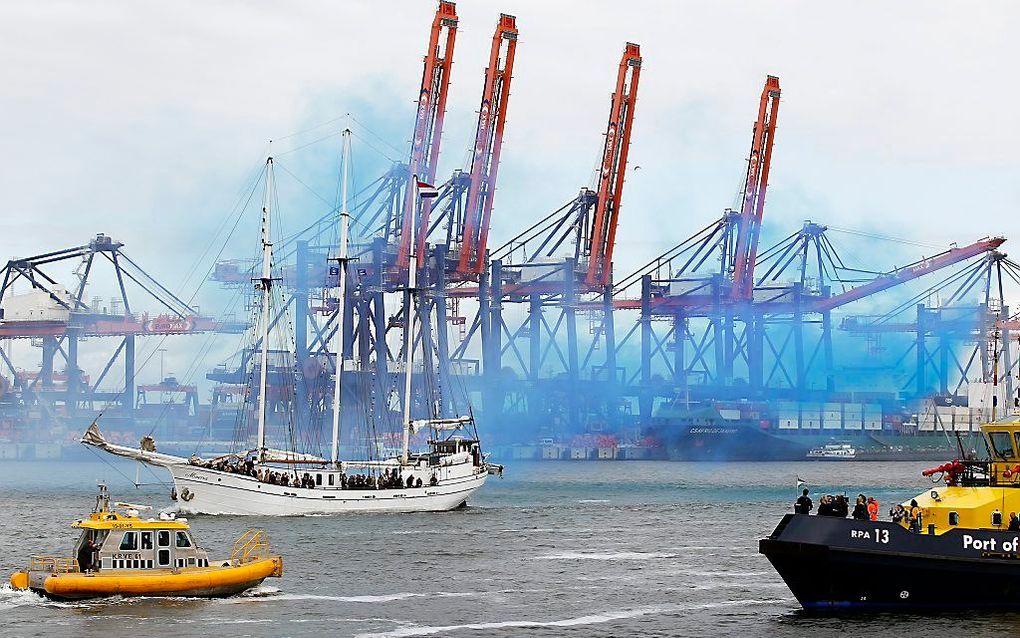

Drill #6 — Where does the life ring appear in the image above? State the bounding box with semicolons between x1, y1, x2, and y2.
170;487;178;501
180;487;195;502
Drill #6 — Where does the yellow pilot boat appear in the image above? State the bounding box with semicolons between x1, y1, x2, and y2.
10;485;283;600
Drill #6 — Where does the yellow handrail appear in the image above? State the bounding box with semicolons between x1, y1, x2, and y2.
230;529;271;564
29;555;79;573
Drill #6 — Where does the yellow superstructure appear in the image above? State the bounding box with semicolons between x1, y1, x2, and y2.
73;511;190;531
902;417;1020;535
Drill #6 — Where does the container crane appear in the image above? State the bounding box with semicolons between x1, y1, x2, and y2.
811;237;1005;312
484;42;642;295
585;42;642;288
452;13;518;278
730;75;781;300
397;0;459;270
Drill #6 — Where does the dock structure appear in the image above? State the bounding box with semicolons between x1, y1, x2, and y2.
0;4;1015;450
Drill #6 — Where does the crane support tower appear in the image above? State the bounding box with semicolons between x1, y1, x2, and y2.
731;75;781;300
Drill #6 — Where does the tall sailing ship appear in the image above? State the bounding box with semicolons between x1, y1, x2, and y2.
83;131;498;515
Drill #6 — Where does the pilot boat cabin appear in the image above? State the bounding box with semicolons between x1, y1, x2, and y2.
74;503;210;573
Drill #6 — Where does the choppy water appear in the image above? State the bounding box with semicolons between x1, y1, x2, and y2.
5;458;1020;637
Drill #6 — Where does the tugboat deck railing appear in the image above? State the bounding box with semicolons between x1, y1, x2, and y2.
29;555;79;573
230;529;270;564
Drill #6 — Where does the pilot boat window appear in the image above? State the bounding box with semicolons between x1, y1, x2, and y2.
141;531;153;550
328;474;335;486
157;530;171;547
157;548;171;567
990;431;1016;459
119;532;138;551
175;531;192;548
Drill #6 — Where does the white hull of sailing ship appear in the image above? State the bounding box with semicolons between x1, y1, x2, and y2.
82;424;489;515
169;464;486;515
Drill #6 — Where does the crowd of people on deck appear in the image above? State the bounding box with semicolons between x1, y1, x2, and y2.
795;489;938;532
187;455;438;490
794;489;883;523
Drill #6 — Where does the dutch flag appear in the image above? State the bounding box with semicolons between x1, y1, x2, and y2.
416;181;439;199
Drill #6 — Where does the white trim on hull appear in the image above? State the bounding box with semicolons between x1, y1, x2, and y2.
169;464;487;515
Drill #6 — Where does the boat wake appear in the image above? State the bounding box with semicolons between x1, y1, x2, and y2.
353;606;673;637
220;590;481;604
532;550;677;561
0;584;50;610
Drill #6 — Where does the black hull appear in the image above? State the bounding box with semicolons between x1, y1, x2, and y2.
652;421;811;461
761;514;1020;611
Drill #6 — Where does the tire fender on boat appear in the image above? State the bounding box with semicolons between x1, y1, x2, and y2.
181;487;194;502
170;487;178;501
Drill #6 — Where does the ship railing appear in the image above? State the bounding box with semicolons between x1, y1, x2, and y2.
29;555;79;573
230;529;271;564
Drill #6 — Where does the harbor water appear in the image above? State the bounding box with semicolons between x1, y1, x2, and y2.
4;459;1020;637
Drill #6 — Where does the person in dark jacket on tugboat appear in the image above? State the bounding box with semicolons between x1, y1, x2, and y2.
852;494;869;520
794;489;813;514
833;494;849;518
818;495;842;517
1008;512;1020;531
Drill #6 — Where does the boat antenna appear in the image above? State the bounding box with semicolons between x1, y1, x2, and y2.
255;157;275;463
330;130;352;467
992;325;1000;422
401;177;421;465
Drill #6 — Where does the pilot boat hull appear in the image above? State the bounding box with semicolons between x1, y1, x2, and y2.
170;463;488;515
760;513;1020;610
13;557;283;601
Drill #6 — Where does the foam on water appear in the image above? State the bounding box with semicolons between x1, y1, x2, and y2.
353;606;672;638
533;550;678;561
0;584;49;611
220;591;482;604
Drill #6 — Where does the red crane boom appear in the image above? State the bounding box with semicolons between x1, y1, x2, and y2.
730;75;781;300
812;237;1005;312
585;43;642;288
455;13;518;276
397;1;459;269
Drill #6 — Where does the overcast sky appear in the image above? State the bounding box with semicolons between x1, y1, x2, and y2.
0;1;1017;384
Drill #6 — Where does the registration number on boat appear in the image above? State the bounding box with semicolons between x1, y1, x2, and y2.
850;529;889;544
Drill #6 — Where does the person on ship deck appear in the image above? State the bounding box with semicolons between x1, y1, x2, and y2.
867;496;880;521
794;489;812;514
909;499;923;532
852;494;869;520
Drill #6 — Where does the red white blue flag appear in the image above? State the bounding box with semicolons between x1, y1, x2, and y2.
416;181;439;198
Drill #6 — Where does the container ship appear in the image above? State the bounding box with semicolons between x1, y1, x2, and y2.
643;395;983;461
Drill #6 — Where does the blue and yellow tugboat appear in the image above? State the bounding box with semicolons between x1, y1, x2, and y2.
761;416;1020;610
9;485;283;600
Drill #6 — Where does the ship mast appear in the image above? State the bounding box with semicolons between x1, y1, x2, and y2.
401;178;421;465
330;130;352;467
256;157;275;462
